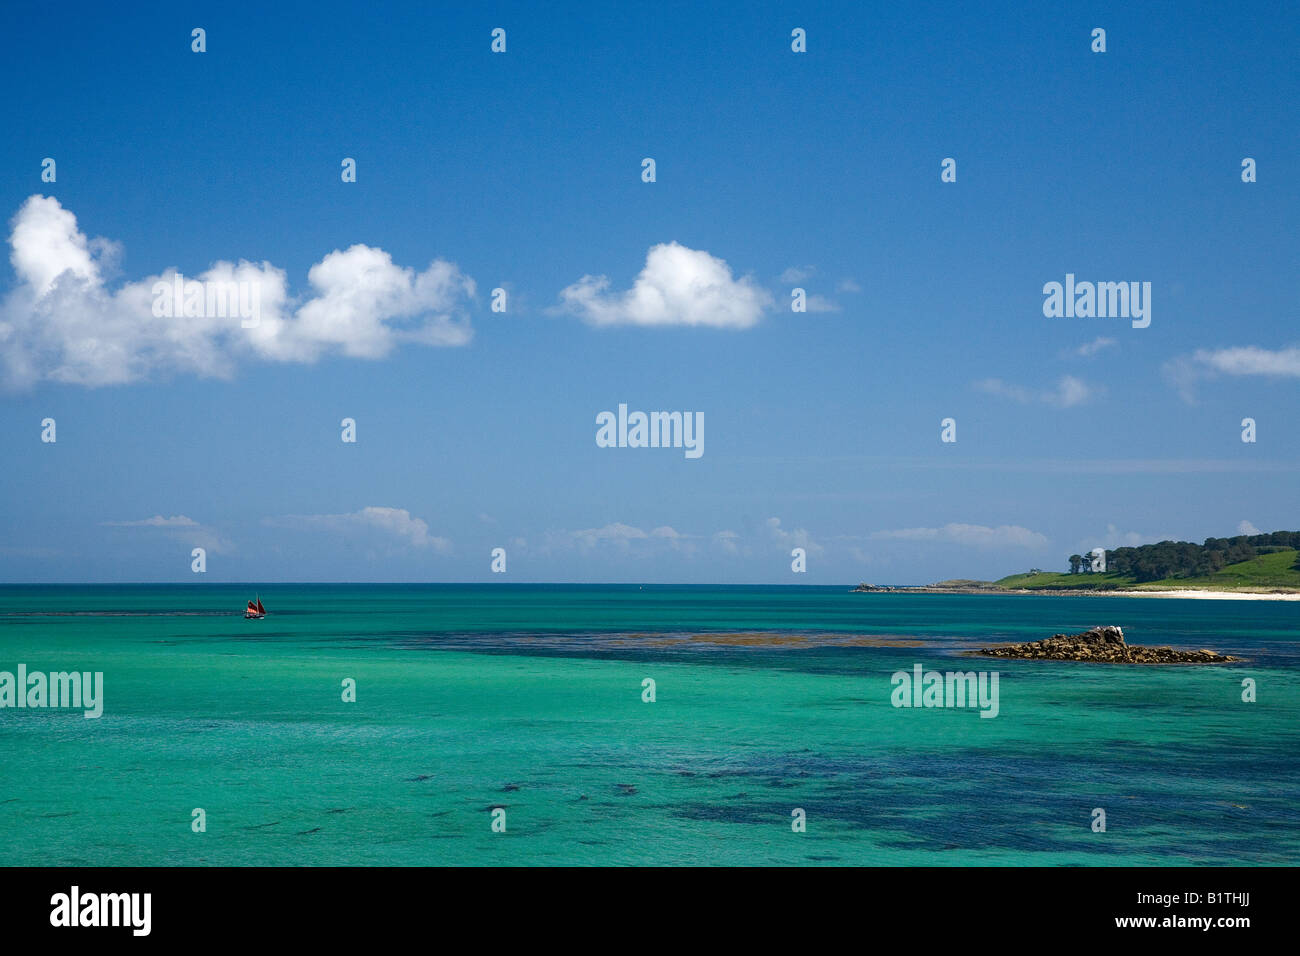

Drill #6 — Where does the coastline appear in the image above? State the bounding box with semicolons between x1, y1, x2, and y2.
852;586;1300;601
1074;588;1300;601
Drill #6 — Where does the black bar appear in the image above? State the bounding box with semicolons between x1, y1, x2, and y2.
0;866;1277;942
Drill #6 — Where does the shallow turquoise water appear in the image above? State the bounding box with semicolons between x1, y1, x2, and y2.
0;585;1296;865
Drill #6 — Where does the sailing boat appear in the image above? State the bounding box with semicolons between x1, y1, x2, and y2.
244;595;266;619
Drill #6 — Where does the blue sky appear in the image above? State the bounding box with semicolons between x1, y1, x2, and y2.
0;0;1296;583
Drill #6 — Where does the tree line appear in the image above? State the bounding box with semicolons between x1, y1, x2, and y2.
1066;531;1300;582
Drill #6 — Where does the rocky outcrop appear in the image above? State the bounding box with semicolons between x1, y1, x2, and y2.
850;580;1000;593
970;625;1238;663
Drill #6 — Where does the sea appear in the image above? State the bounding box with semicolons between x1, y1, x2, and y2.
0;584;1296;866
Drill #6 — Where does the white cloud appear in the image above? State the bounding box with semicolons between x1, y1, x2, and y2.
10;195;111;294
1089;524;1149;550
0;195;474;388
287;246;472;359
1072;336;1115;358
1238;520;1261;536
564;522;701;554
522;522;758;559
557;242;772;329
713;529;740;555
570;522;649;548
266;507;450;552
778;266;845;311
974;378;1033;403
519;519;831;561
1165;345;1300;403
975;374;1096;408
102;515;198;528
1192;346;1300;377
102;514;231;553
1054;375;1091;407
872;523;1049;549
765;516;823;555
805;294;840;313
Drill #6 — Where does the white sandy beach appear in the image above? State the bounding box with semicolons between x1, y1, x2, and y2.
887;586;1300;601
1060;589;1300;601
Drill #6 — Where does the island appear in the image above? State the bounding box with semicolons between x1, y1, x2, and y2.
966;625;1239;664
853;529;1300;598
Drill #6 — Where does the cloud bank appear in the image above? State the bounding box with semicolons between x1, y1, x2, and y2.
0;195;475;388
975;375;1095;408
872;523;1049;549
101;513;232;553
265;506;450;552
1165;344;1300;402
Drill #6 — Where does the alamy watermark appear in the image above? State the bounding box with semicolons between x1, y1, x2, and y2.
1043;274;1150;328
151;272;261;328
596;404;703;459
50;886;150;936
0;665;103;718
891;663;999;718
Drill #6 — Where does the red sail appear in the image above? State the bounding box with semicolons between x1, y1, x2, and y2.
247;601;257;611
255;598;265;614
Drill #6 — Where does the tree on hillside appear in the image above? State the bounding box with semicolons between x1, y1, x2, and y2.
1068;554;1083;574
1062;531;1298;582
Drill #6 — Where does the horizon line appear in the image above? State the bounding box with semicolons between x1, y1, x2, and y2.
0;580;911;588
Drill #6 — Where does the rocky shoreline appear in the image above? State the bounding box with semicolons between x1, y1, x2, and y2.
852;582;1006;594
967;625;1240;664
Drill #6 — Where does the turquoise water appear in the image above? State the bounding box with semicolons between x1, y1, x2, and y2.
0;584;1296;865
